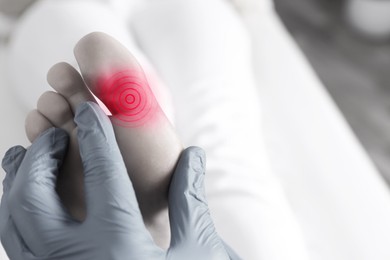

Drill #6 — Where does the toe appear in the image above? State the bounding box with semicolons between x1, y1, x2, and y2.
37;91;76;134
74;32;160;127
47;62;96;114
74;32;143;89
25;110;54;143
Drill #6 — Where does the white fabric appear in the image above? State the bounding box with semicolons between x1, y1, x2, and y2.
1;0;390;259
242;6;390;260
129;1;308;259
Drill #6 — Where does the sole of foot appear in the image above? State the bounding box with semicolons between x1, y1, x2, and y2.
25;32;183;249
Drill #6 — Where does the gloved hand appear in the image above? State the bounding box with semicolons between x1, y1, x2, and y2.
0;102;241;260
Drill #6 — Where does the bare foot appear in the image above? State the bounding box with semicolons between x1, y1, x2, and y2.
25;32;183;249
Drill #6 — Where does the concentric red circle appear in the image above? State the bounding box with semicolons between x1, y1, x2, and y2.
96;70;158;127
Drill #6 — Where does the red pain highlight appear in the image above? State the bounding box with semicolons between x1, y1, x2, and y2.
96;69;158;127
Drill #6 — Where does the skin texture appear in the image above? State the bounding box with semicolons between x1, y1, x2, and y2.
25;32;183;249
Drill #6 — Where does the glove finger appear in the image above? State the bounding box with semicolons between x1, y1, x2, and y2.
0;146;26;246
0;176;33;260
74;102;150;235
168;147;228;258
8;128;72;256
1;217;40;260
1;146;27;193
0;206;36;260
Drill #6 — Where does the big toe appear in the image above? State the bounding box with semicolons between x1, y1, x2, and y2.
74;32;161;127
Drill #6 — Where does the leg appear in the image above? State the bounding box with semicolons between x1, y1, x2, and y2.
248;5;390;259
131;1;309;259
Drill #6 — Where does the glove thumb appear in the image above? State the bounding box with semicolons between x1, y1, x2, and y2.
1;146;27;193
168;147;229;259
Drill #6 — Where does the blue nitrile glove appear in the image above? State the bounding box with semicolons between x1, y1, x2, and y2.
0;102;241;260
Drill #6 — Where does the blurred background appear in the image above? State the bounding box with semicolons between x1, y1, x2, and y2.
275;0;390;184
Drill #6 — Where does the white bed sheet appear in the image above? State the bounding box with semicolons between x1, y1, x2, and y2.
1;2;390;259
